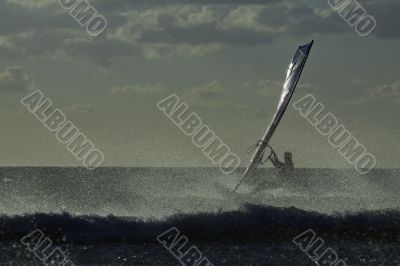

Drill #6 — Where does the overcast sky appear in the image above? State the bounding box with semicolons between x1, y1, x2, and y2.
0;0;399;168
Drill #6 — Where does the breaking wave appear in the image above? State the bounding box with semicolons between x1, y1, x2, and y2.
1;204;399;245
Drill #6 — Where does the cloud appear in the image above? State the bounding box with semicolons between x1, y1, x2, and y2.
6;0;55;8
364;0;400;39
254;79;283;96
182;80;228;108
0;67;35;93
110;83;167;95
129;5;277;46
369;80;400;103
238;78;316;118
345;80;400;105
242;79;314;97
93;0;280;10
66;103;98;112
219;6;273;32
0;0;399;63
141;43;222;59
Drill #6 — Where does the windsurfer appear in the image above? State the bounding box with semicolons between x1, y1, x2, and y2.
270;149;294;173
233;41;313;193
251;148;294;195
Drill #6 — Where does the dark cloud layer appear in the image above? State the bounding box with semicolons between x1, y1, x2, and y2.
0;0;399;63
93;0;280;10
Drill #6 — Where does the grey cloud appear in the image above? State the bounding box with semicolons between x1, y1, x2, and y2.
369;81;400;102
117;5;276;46
184;80;225;99
0;67;35;93
139;26;275;46
181;80;229;108
0;1;78;35
110;83;167;95
67;103;98;112
366;0;400;39
93;0;280;10
0;0;399;63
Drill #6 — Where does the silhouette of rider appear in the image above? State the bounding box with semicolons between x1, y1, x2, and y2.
270;150;294;173
251;149;294;195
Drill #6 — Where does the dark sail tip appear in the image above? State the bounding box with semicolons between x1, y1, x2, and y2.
299;40;314;56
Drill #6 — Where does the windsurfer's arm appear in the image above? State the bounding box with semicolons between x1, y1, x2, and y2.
270;150;283;168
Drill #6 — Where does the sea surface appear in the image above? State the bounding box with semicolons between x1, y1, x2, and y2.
0;167;399;265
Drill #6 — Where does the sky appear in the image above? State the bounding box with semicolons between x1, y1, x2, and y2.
0;0;399;168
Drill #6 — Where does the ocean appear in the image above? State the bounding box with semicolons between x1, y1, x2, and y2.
0;167;399;265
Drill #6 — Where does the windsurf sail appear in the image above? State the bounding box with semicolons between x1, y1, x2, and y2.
235;40;314;190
